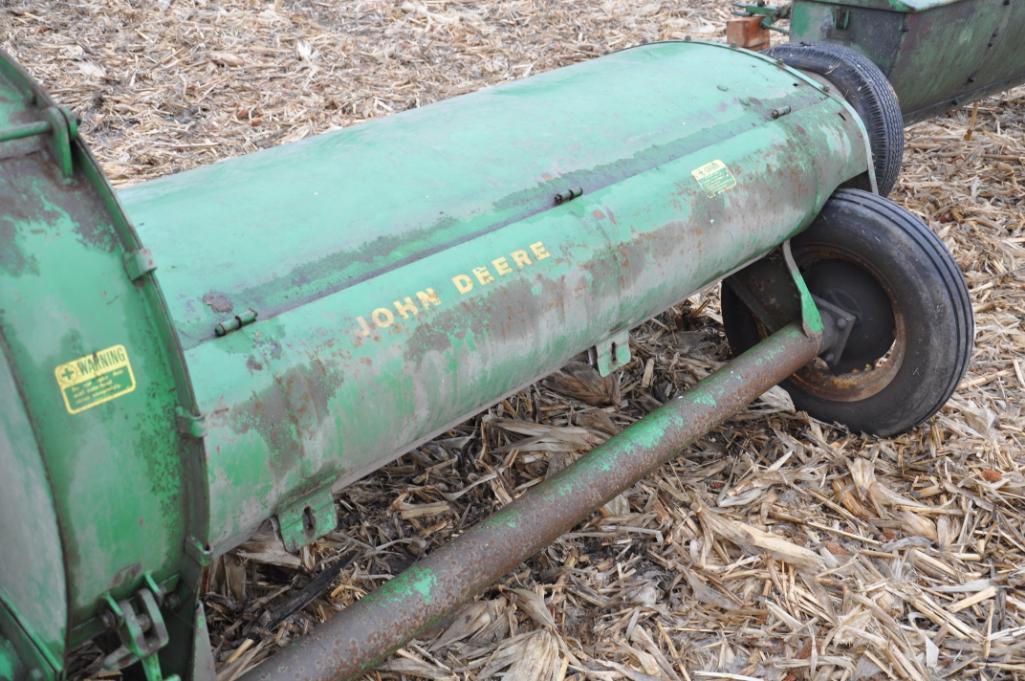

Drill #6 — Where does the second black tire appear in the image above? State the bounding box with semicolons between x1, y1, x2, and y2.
766;42;904;196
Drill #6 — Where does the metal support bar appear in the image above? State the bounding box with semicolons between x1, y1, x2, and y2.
0;119;50;143
0;107;78;178
239;322;822;681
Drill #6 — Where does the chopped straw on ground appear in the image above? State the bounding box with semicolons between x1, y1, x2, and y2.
3;1;1024;679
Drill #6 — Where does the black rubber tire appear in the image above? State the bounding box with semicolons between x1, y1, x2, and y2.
766;42;904;197
722;189;973;436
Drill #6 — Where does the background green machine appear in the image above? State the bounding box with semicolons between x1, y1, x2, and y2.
744;0;1025;123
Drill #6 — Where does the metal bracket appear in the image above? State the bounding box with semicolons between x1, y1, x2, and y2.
102;576;181;681
273;484;337;553
813;295;856;368
782;240;823;338
723;241;824;342
732;1;790;31
123;248;157;282
184;536;213;568
175;406;206;439
588;329;631;377
43;107;76;180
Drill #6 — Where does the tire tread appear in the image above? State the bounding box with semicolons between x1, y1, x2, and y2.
766;43;904;196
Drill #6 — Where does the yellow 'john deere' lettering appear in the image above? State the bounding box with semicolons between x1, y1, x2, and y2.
354;241;552;338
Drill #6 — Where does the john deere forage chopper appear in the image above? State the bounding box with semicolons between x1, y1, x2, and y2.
0;39;972;681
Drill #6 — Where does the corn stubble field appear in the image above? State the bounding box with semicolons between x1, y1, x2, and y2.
3;1;1024;679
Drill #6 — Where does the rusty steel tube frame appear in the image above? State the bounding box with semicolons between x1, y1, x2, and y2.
240;322;822;681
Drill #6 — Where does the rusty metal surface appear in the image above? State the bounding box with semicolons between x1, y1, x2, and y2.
2;40;870;677
726;16;772;50
118;41;869;555
238;323;821;681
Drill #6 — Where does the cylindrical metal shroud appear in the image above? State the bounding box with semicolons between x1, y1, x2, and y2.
121;41;868;556
240;322;821;681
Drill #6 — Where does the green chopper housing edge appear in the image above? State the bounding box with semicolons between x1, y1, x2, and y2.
0;41;873;679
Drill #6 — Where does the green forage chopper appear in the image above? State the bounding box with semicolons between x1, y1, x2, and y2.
0;34;973;681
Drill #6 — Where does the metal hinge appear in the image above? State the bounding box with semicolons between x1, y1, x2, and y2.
553;187;583;205
101;574;181;681
214;308;258;337
589;329;631;377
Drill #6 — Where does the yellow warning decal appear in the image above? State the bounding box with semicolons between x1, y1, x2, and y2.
691;159;737;198
54;344;136;415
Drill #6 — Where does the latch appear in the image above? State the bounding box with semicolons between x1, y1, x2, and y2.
101;573;180;681
588;329;631;377
272;484;338;552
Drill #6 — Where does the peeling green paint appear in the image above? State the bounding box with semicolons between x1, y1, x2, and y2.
688;391;718;407
365;567;437;607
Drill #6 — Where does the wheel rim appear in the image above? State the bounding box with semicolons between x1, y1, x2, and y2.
787;244;907;403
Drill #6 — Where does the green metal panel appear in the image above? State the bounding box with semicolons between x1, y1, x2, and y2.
0;346;65;677
791;0;1025;123
0;50;200;677
120;41;870;553
793;0;964;11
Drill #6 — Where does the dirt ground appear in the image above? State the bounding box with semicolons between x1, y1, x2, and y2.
3;1;1024;679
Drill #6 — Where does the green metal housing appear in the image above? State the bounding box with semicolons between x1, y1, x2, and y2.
1;41;870;678
790;0;1025;123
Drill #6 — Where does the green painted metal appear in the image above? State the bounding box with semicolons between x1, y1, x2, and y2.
0;49;202;679
1;40;870;677
120;40;868;555
0;637;22;681
0;353;64;678
795;0;965;11
790;0;1025;123
240;321;823;681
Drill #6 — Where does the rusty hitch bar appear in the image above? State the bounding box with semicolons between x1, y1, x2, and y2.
239;322;822;681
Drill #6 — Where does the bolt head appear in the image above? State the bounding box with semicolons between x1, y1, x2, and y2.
100;610;117;629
